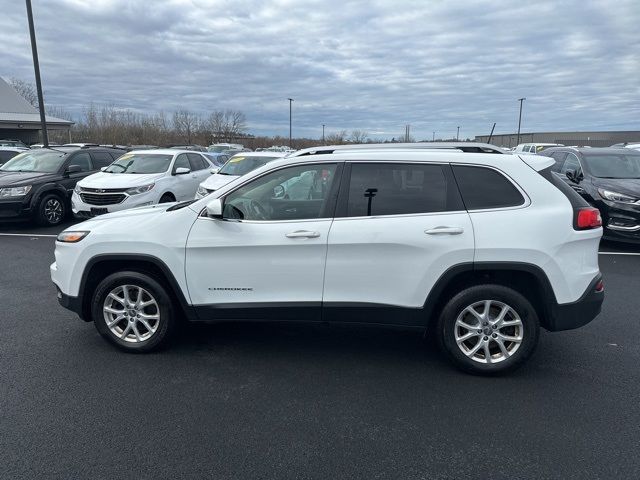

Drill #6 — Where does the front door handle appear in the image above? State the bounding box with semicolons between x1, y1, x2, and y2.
285;230;320;238
425;226;464;235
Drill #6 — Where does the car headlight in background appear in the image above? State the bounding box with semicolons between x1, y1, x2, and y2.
56;231;90;243
74;184;82;194
126;183;155;195
598;188;639;204
0;185;32;197
196;185;209;197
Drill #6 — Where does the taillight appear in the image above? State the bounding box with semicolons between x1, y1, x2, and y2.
575;207;602;230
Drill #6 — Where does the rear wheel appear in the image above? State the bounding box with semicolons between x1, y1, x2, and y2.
91;271;176;352
36;193;65;226
437;284;539;375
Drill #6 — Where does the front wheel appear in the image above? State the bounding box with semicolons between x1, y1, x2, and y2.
36;193;65;226
91;271;176;352
437;285;540;375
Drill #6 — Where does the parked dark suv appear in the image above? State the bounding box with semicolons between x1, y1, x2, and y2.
0;146;125;226
541;147;640;243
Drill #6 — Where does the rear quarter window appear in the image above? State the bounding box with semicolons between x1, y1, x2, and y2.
452;165;525;210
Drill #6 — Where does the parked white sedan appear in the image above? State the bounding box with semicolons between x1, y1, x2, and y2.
72;149;213;218
195;152;286;199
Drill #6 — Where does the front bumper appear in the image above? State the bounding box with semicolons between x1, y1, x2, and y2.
72;190;156;218
55;286;86;320
0;198;32;220
546;275;604;331
597;199;640;243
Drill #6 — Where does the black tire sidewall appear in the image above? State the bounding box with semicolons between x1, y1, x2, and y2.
91;271;174;352
37;193;65;226
437;284;540;375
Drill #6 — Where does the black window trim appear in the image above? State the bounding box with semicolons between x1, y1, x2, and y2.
333;160;466;219
199;160;344;223
451;163;530;212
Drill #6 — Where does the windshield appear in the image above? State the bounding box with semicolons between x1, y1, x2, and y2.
0;150;67;173
582;153;640;179
218;155;279;176
104;153;173;174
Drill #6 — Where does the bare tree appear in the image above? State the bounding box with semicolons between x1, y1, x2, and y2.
173;109;201;144
206;109;247;143
349;130;369;144
9;78;38;107
325;130;348;145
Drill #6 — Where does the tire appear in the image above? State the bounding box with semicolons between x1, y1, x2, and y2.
36;193;66;226
159;193;175;203
91;271;176;352
436;284;540;375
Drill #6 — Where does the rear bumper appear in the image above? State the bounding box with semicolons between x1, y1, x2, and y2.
546;275;604;331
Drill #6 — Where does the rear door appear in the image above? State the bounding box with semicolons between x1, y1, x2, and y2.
322;161;474;324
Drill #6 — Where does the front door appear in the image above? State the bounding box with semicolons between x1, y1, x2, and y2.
322;161;474;325
185;162;342;321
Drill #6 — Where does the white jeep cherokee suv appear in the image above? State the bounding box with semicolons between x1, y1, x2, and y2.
52;146;604;374
72;149;213;218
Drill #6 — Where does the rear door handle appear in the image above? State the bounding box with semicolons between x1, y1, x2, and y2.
285;230;320;238
425;226;464;235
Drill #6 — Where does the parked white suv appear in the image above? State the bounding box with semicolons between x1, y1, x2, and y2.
195;151;287;199
72;149;214;218
52;147;604;374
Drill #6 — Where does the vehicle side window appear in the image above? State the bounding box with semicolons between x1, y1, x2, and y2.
91;151;114;169
68;152;92;171
452;165;525;210
223;163;338;221
561;153;581;175
346;163;455;217
187;153;206;171
173;154;190;173
549;152;567;173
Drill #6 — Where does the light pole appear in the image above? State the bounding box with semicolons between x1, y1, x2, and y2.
432;131;435;142
516;97;526;146
457;126;460;141
288;98;293;147
322;124;325;144
25;0;48;147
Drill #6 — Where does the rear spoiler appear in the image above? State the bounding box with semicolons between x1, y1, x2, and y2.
518;154;554;171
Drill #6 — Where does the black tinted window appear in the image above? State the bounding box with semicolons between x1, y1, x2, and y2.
549;152;567;173
0;151;19;163
187;153;207;171
173;154;190;172
91;151;114;168
452;165;525;210
69;152;92;172
347;163;453;216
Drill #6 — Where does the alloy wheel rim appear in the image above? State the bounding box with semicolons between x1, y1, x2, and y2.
102;285;160;343
454;300;523;364
44;199;63;223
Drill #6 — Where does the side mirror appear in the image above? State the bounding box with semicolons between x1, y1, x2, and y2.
206;198;223;218
175;167;191;175
66;165;82;176
273;185;285;198
210;168;219;175
100;166;108;172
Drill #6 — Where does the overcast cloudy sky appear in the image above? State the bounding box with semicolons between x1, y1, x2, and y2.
1;0;638;140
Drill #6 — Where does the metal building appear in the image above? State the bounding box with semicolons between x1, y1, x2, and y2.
0;76;73;144
475;130;640;148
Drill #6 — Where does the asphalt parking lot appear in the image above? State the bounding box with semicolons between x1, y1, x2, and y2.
1;220;639;480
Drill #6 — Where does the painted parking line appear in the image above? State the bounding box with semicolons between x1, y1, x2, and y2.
0;233;57;238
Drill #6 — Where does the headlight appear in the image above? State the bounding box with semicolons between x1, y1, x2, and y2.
197;185;210;197
126;183;155;195
0;185;32;197
598;188;639;204
74;184;82;194
56;231;90;243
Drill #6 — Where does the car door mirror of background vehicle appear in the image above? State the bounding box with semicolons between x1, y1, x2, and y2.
100;166;108;172
273;185;285;198
206;198;223;218
175;167;191;175
65;165;82;176
566;169;580;183
210;168;219;174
